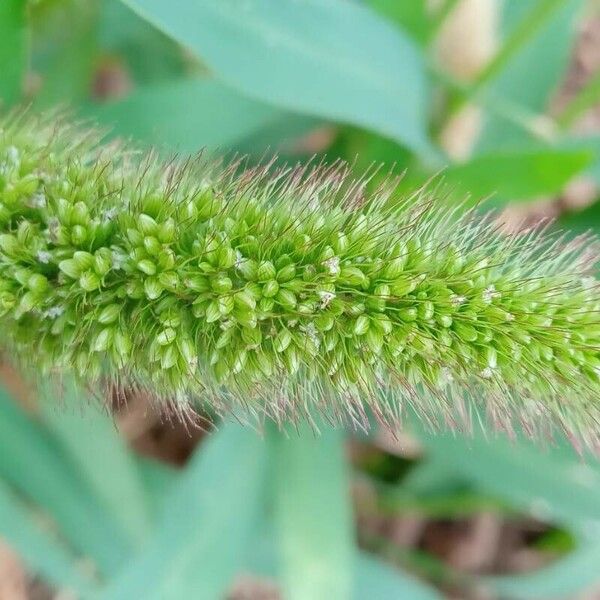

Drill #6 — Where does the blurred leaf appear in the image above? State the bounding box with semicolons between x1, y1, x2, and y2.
103;423;268;600
366;0;431;45
118;0;436;159
557;68;600;130
0;385;130;575
417;430;600;526
40;380;151;547
136;456;178;518
0;479;96;596
562;135;600;184
560;200;600;234
88;78;296;153
475;0;583;152
271;425;354;600
0;0;27;106
245;526;441;600
487;532;600;599
99;0;191;85
30;0;98;107
443;147;593;204
355;553;441;600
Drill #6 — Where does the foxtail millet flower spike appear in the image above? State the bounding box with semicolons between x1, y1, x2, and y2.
1;111;600;448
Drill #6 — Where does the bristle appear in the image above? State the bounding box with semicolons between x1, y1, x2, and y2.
1;111;600;447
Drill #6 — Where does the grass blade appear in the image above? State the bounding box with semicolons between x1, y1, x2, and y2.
271;425;354;600
103;422;268;600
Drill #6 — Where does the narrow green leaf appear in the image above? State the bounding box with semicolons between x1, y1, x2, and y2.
418;430;600;525
103;423;268;600
557;69;600;130
99;0;188;85
475;0;583;151
355;553;441;600
135;456;179;518
0;0;27;106
366;0;431;45
0;386;130;575
40;379;151;546
244;528;441;599
118;0;435;158
88;78;294;152
487;528;600;599
474;0;566;93
560;199;600;235
443;147;592;204
0;479;97;596
30;0;98;107
271;424;354;600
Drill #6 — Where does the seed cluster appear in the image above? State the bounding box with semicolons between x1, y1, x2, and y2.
1;112;600;445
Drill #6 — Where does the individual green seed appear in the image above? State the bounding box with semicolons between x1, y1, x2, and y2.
218;246;237;269
212;275;233;294
98;304;120;325
158;218;176;243
398;307;417;322
262;280;279;298
144;277;163;300
144;236;161;256
71;225;87;245
257;260;276;281
274;328;292;352
92;328;113;352
276;289;297;309
354;315;370;336
79;271;100;291
157;328;177;346
138;213;158;235
137;259;156;276
277;264;296;282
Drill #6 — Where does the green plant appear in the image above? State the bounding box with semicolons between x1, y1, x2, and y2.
1;111;600;445
2;1;600;598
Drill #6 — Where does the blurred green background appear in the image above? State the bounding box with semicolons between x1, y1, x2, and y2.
1;0;600;598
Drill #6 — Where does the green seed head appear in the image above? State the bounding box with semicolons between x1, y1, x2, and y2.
2;111;600;448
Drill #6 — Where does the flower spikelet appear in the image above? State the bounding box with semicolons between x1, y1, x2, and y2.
1;111;600;447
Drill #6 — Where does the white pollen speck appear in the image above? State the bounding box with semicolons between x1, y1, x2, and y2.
102;207;118;223
29;192;47;208
323;256;340;276
482;285;501;304
6;146;19;164
300;322;320;347
480;367;494;379
450;294;466;307
234;250;244;269
37;250;52;264
43;306;65;319
318;290;336;308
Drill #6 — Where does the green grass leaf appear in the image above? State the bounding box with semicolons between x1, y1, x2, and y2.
475;0;583;151
30;0;98;107
443;147;593;205
0;385;131;576
366;0;431;45
99;0;189;85
0;479;97;596
118;0;435;158
487;531;600;599
103;423;268;600
418;430;600;526
0;0;27;106
39;379;151;547
88;78;296;152
271;425;354;600
355;553;441;600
